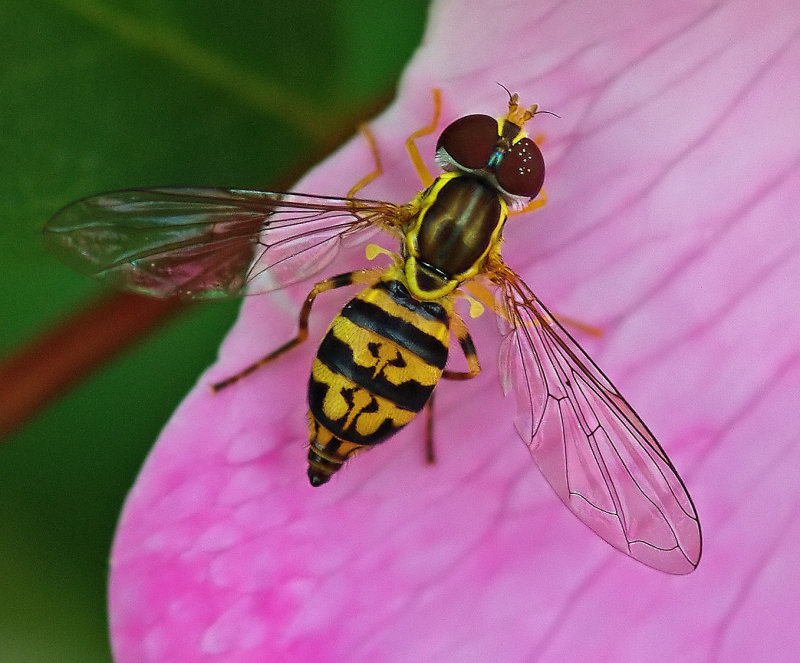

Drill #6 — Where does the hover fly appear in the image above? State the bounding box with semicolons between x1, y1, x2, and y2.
44;90;702;574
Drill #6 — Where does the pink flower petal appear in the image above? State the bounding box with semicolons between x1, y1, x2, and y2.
110;2;800;661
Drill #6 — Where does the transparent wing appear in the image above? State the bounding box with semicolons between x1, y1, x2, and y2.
44;187;403;300
494;264;701;574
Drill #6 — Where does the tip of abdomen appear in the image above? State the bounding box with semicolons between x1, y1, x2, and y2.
307;467;332;487
306;445;343;487
307;420;366;487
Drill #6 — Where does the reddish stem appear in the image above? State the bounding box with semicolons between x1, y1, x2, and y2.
0;293;183;438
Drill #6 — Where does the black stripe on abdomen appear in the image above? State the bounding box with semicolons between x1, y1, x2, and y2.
340;298;448;370
316;333;435;412
307;378;399;446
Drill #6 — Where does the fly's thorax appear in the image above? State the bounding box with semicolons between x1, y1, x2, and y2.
403;172;507;301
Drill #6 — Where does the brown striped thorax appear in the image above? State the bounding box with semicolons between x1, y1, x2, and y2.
401;97;545;301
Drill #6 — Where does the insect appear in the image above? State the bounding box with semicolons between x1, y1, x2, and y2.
44;89;701;574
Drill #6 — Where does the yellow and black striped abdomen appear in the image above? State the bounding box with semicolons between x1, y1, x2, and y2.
307;278;450;485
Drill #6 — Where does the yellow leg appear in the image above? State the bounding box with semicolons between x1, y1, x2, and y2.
463;278;602;338
442;312;481;380
347;125;384;199
508;187;547;216
405;88;442;187
550;312;604;338
349;88;444;197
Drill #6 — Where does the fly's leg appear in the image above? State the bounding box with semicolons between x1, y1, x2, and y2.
465;276;603;338
424;391;437;464
212;268;382;391
350;87;441;198
406;88;443;188
442;312;481;380
424;311;481;463
346;124;384;199
508;187;547;216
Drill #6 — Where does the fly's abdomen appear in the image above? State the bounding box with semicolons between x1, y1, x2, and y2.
307;279;450;485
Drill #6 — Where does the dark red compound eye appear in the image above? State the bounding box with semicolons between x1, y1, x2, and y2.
436;114;499;170
495;137;545;198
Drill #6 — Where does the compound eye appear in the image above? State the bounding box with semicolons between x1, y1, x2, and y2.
436;114;498;170
495;137;545;198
